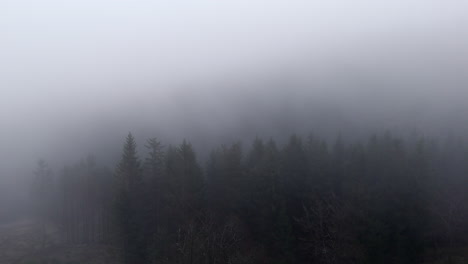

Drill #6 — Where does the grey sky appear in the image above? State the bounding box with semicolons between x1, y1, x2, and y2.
1;0;468;183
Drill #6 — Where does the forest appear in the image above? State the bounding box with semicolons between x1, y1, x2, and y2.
3;0;468;263
29;132;468;264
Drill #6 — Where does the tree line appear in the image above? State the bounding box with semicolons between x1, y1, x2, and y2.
30;132;468;263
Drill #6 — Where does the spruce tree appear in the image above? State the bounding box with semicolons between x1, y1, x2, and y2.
32;159;55;248
114;133;146;264
144;137;165;261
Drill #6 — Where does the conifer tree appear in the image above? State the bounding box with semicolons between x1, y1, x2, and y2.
114;133;146;264
143;137;165;261
32;159;55;248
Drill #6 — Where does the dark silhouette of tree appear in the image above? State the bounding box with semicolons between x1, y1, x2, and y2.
31;159;55;248
114;133;147;264
31;132;468;264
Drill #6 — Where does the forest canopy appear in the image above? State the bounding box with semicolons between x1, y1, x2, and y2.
29;132;468;264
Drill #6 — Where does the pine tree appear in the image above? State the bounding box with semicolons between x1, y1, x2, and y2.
114;133;146;264
206;142;244;216
166;140;203;220
144;137;165;262
32;159;55;248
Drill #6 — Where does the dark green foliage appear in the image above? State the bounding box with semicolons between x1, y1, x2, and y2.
206;142;245;215
35;132;468;264
58;156;113;244
143;137;165;262
165;140;204;218
114;133;147;264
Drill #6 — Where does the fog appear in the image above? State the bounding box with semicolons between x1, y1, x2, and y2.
2;1;468;263
1;1;467;176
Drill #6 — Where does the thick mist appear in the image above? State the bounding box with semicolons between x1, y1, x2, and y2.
1;0;468;220
2;2;468;263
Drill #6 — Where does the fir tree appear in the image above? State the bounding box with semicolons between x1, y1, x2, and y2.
114;133;147;264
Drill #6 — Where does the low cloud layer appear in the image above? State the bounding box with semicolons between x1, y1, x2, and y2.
1;0;468;187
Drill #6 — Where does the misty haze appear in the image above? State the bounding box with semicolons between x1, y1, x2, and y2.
1;1;468;263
